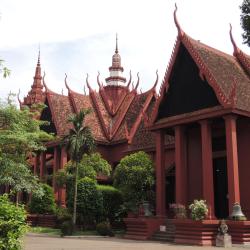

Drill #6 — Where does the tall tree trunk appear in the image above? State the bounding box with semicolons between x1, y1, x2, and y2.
72;162;78;227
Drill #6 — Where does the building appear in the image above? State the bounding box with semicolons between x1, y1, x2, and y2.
20;36;166;206
21;6;250;245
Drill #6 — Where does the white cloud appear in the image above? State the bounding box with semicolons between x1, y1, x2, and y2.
0;0;249;100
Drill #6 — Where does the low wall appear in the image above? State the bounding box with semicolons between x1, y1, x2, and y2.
27;214;57;228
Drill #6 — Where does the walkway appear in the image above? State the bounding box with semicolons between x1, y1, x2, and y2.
24;234;250;250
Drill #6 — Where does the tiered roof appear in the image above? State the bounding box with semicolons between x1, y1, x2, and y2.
151;4;250;125
21;41;159;149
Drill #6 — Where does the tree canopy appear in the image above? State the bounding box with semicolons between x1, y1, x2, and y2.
0;97;53;198
240;0;250;46
113;151;155;211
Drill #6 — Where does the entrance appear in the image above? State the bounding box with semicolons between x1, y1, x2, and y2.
166;166;175;210
213;157;229;219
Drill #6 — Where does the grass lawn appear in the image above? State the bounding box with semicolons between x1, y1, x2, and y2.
29;226;125;237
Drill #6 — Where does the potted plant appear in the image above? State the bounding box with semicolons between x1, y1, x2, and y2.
170;203;187;219
189;199;208;220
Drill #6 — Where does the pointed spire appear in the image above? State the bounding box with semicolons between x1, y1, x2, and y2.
174;3;184;37
115;33;118;53
229;23;239;55
33;49;42;88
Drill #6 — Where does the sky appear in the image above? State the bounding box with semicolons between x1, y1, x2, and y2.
0;0;249;101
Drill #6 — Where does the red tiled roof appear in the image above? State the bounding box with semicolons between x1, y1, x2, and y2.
152;30;250;124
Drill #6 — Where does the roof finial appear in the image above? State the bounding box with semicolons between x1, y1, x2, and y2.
64;73;71;92
42;71;48;91
229;23;239;55
37;44;40;65
174;3;184;37
153;70;159;89
17;89;22;106
115;33;118;53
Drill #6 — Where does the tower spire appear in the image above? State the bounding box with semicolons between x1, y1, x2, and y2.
115;33;118;53
105;34;126;86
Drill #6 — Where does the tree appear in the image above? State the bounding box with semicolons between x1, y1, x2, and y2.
61;152;111;181
240;0;250;46
0;59;10;78
0;97;53;203
113;151;155;212
63;109;95;226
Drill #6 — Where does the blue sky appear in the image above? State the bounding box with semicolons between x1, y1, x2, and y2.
0;0;249;100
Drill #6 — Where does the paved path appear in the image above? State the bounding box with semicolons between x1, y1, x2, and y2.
24;234;250;250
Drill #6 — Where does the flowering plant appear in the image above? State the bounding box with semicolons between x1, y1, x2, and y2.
169;203;186;219
189;199;208;221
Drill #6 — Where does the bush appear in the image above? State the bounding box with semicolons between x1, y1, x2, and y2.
96;221;113;236
67;177;103;228
113;151;155;211
0;194;28;250
29;183;56;214
97;185;123;224
56;207;72;225
189;199;208;221
60;220;74;236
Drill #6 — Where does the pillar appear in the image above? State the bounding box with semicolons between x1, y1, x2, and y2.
33;154;38;176
155;130;166;217
59;146;67;207
200;120;215;219
175;125;187;205
224;115;240;214
53;147;59;201
39;152;46;181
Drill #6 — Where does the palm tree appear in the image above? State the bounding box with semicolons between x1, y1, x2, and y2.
63;109;94;226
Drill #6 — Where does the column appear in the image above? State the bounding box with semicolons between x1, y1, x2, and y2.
200;120;215;219
53;147;59;201
59;146;67;207
33;154;38;176
175;125;187;205
224;115;240;214
155;130;166;217
39;152;46;181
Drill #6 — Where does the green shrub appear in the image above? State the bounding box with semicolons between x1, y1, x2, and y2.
96;221;113;236
189;199;208;220
56;207;72;225
0;194;28;250
60;220;74;236
113;151;155;211
68;177;103;227
29;183;56;214
97;185;123;224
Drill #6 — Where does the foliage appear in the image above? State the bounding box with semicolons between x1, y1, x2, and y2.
97;185;123;224
56;207;72;225
0;98;53;199
240;0;250;46
96;221;113;236
62;152;111;182
0;59;10;78
60;220;74;236
67;177;103;228
0;194;28;250
189;199;208;221
113;151;155;211
29;184;56;214
63;109;95;226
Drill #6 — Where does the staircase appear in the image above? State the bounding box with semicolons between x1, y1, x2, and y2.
151;219;175;242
